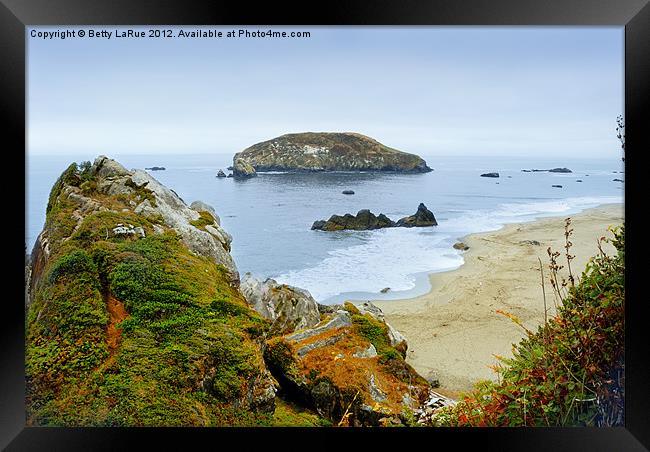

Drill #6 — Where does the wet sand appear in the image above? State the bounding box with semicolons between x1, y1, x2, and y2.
370;204;624;398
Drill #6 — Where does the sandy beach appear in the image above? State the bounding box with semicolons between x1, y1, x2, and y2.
370;203;624;398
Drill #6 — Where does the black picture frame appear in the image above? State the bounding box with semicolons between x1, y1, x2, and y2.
2;0;648;450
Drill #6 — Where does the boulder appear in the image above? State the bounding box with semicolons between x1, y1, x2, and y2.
480;172;500;178
380;287;391;293
263;304;429;426
216;170;227;178
239;273;320;335
396;203;437;228
453;242;469;251
232;158;257;178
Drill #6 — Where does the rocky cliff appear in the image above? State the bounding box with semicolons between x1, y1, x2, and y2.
232;132;432;174
26;156;273;426
26;156;443;426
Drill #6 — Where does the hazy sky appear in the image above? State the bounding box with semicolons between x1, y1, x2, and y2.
27;26;623;157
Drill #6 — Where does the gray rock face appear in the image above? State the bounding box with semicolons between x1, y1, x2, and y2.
286;310;352;343
91;156;239;283
233;158;257;178
368;374;387;403
190;200;221;226
353;343;378;359
296;334;344;357
239;273;321;334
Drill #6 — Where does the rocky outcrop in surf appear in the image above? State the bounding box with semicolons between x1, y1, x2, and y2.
312;203;437;231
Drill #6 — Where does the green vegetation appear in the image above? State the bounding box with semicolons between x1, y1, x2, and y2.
190;210;217;230
27;161;278;426
431;224;625;427
271;398;332;427
343;303;427;386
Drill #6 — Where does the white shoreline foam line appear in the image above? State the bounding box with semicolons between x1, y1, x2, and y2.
275;197;622;302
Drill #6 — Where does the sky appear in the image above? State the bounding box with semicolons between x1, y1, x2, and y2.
27;26;624;158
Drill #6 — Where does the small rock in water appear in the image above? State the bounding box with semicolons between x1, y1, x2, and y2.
145;166;165;171
480;172;499;178
216;169;227;178
576;179;583;182
613;179;624;182
453;242;469;251
552;185;563;188
380;287;391;293
342;190;355;195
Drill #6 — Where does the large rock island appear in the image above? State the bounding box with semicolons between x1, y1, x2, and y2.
232;132;432;175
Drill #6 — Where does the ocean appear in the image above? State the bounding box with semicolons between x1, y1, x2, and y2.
26;153;624;304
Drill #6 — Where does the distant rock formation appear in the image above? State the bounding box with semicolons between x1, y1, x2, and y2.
233;158;257;178
552;185;563;188
480;172;499;178
312;203;436;231
145;166;165;171
232;132;432;174
216;169;227;178
522;167;572;173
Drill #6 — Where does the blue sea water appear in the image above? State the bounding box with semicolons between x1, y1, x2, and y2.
26;153;624;303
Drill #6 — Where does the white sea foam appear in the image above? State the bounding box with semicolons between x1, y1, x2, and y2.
275;227;463;301
274;195;621;302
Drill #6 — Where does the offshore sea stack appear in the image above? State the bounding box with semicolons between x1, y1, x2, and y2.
312;203;437;231
232;132;432;175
